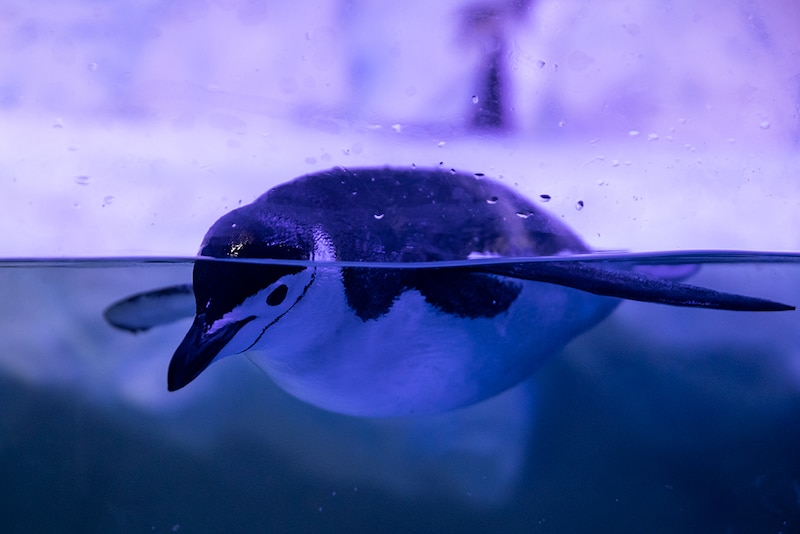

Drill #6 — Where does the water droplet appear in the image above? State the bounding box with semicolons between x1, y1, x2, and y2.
537;60;546;68
74;175;90;185
647;133;659;141
628;130;640;137
391;123;403;133
472;95;479;104
373;213;385;220
88;62;97;71
611;159;620;167
575;200;584;210
53;118;64;129
437;141;446;148
102;195;114;205
304;156;317;164
486;196;499;204
539;194;551;202
759;120;771;130
558;120;566;128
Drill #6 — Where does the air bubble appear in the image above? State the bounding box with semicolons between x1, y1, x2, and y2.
539;194;551;202
74;175;90;185
486;196;499;204
759;120;771;130
575;200;584;210
373;213;385;220
472;95;479;104
516;211;533;219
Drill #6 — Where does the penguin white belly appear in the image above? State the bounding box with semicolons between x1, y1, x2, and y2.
246;267;616;416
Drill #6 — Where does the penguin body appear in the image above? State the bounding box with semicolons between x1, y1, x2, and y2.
150;166;792;416
168;167;616;415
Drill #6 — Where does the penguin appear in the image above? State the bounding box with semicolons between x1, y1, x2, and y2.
105;166;793;417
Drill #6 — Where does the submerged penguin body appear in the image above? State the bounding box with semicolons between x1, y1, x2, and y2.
242;264;614;416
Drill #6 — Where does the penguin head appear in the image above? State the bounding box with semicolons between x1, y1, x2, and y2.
167;207;318;391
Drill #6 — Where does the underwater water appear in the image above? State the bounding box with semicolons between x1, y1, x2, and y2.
1;255;800;533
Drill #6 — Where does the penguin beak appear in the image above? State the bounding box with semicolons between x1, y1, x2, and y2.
167;314;255;391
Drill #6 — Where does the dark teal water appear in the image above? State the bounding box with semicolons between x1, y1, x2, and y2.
1;255;799;533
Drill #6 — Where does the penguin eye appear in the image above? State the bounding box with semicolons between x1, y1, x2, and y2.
266;284;289;306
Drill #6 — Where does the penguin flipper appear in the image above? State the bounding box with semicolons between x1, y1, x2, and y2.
472;262;794;312
104;284;195;332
